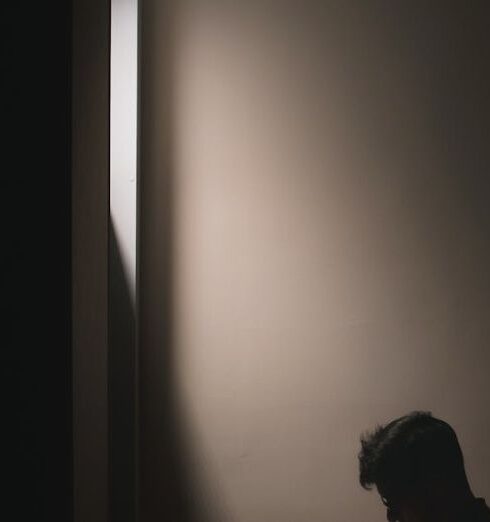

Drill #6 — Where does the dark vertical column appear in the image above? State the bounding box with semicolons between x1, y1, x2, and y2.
4;1;73;520
109;225;137;522
139;2;198;521
139;1;176;520
72;1;110;521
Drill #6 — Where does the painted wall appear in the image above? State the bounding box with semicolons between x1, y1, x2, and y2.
109;2;139;521
139;2;490;521
72;1;109;521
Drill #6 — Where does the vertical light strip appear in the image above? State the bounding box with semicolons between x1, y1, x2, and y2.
111;0;138;305
110;1;139;521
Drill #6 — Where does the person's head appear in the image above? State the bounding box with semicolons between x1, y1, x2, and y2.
358;411;472;522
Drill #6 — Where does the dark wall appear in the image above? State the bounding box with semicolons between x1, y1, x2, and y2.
4;2;73;522
71;1;112;521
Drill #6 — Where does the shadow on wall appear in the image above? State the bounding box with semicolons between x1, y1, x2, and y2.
138;2;228;521
109;219;137;522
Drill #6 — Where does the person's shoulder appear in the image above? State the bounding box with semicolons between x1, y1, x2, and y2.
471;498;490;522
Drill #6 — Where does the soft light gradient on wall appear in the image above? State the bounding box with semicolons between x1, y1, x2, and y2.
139;2;490;522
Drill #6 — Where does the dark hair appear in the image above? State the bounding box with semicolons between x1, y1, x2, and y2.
358;411;467;500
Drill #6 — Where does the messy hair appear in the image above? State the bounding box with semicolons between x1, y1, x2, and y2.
358;411;467;499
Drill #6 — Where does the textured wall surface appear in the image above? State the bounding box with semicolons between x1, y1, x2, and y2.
139;2;490;521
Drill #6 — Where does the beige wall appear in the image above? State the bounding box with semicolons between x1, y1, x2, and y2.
139;2;490;521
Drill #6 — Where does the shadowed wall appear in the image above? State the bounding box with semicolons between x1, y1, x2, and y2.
72;1;109;521
139;2;490;521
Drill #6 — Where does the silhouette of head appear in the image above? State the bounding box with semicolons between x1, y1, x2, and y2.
358;412;472;522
